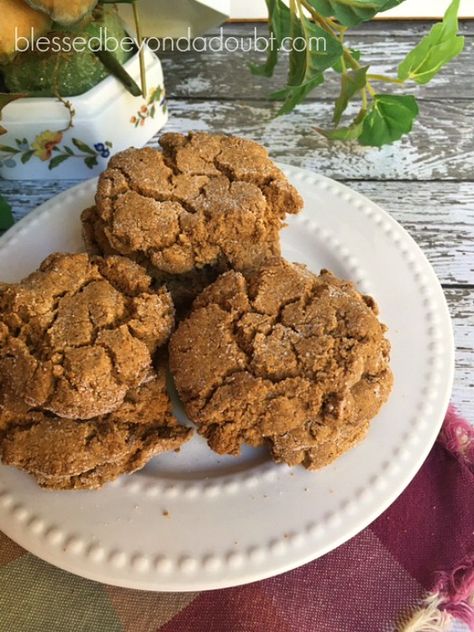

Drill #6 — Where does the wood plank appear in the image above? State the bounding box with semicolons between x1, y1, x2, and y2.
1;181;472;286
228;2;474;23
160;31;474;100
3;100;471;184
218;20;474;36
445;287;474;422
156;99;474;182
350;182;474;286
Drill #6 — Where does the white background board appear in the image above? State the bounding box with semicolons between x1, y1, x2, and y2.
230;0;474;19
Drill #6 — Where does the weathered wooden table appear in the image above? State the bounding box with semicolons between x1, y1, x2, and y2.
1;20;472;420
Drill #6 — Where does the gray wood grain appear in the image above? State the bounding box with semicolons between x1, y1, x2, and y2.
2;180;472;286
350;182;474;286
161;30;473;100
159;99;474;181
221;21;474;36
445;288;474;421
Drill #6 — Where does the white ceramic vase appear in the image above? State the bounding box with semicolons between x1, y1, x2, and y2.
0;46;168;180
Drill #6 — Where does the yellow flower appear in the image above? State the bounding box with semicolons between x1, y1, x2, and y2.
32;130;63;161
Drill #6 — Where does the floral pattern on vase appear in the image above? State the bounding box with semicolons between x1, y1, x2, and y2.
0;135;113;171
130;86;167;127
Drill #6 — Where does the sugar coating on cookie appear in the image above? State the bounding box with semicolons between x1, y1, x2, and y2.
0;364;192;490
86;132;303;303
0;253;174;420
169;259;393;470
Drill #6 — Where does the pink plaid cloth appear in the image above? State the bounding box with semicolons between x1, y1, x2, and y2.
160;406;474;632
0;407;472;632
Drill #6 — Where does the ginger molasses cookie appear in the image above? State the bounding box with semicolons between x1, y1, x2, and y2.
0;253;174;420
169;259;393;470
0;362;192;490
86;132;303;306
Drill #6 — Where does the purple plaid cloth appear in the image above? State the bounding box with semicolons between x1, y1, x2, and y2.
159;406;474;632
0;407;472;632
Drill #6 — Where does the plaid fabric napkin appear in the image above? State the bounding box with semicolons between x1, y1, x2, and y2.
0;406;473;632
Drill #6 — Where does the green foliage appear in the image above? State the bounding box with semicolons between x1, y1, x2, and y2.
250;0;291;77
274;9;342;114
359;95;419;146
306;0;405;28
0;194;14;230
398;0;464;84
318;109;366;140
333;66;368;125
255;0;464;146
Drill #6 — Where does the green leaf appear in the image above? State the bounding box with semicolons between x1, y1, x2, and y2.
272;10;342;114
271;75;325;114
94;49;142;97
0;194;14;230
85;156;98;169
63;146;74;155
48;155;70;170
250;0;291;77
20;150;34;164
398;0;464;84
289;13;342;85
72;138;95;155
306;0;406;28
148;86;162;104
332;48;360;73
359;94;419;147
333;66;368;125
0;145;19;154
287;6;305;86
319;109;367;141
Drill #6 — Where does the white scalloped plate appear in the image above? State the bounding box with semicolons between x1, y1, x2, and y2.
0;166;454;591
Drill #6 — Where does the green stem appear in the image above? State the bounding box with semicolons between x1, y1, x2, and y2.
366;82;376;97
340;54;347;74
133;0;147;97
57;151;92;158
367;73;405;84
300;0;344;33
343;48;361;70
296;0;313;74
299;0;360;83
362;87;368;110
343;51;376;96
324;16;346;33
290;1;378;108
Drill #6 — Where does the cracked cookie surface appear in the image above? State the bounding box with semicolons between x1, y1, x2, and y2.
0;363;192;490
85;132;303;306
169;258;393;470
0;253;174;419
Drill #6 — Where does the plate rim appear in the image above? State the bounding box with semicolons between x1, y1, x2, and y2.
0;166;455;591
